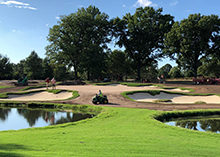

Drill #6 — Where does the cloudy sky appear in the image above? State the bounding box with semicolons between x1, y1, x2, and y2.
0;0;220;67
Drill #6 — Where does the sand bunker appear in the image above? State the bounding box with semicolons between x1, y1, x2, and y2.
0;91;73;101
128;92;220;104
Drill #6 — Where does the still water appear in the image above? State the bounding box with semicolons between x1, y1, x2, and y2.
165;116;220;133
0;108;93;131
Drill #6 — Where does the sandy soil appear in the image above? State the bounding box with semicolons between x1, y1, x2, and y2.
1;81;220;111
128;92;220;104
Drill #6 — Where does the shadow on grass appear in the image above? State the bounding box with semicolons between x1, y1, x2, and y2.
102;103;120;106
0;144;29;157
0;152;23;157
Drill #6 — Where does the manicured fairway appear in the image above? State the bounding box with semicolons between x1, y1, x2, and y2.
0;106;220;156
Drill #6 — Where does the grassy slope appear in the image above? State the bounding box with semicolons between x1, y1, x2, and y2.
0;86;12;89
0;106;219;156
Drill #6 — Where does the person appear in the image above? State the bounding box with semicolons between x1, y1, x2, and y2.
45;77;50;89
51;77;56;90
98;90;103;97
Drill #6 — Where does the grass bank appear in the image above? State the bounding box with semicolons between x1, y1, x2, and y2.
0;86;12;89
0;104;219;156
0;89;79;100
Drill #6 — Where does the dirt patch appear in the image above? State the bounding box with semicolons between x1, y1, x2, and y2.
1;81;220;111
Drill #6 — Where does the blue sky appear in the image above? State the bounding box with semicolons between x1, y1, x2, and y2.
0;0;220;68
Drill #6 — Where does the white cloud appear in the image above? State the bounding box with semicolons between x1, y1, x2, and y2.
0;0;37;10
134;0;157;7
122;4;126;8
0;1;28;6
170;1;178;6
55;16;60;20
46;24;49;27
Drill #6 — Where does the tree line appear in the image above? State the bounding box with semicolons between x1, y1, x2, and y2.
1;6;220;81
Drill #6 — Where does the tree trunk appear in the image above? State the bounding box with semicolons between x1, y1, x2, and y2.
87;70;90;81
137;63;141;81
73;64;78;79
193;60;198;78
193;67;198;78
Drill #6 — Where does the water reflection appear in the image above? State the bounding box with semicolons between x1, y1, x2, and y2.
166;117;220;133
0;108;11;121
0;108;93;131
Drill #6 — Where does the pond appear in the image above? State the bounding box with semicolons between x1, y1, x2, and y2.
165;115;220;133
0;107;93;131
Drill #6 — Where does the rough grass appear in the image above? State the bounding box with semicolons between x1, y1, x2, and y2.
0;104;219;156
0;86;12;89
47;89;63;94
20;85;45;91
94;82;119;86
0;90;45;98
120;82;153;86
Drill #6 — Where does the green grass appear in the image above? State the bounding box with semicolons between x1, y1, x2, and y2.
20;85;45;91
65;90;80;100
94;82;119;86
0;86;12;89
0;90;45;98
120;82;153;86
47;89;63;94
0;103;219;156
178;87;195;92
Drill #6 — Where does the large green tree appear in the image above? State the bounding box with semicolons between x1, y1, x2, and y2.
113;7;174;81
158;64;172;78
198;55;220;77
24;51;43;79
0;54;13;79
164;14;220;78
108;50;131;81
46;6;111;80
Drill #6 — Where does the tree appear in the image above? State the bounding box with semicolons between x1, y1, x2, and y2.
108;50;131;81
0;54;13;79
42;57;54;79
164;14;220;78
169;66;183;78
142;61;158;82
13;60;25;79
113;7;174;81
24;51;43;79
198;56;220;77
52;63;69;81
158;64;172;78
46;6;111;80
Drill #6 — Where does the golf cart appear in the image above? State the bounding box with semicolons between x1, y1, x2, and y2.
16;76;28;86
92;91;109;104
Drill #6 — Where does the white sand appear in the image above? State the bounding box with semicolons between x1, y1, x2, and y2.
128;92;220;104
0;91;73;101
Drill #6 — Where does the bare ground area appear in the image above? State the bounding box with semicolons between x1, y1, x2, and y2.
1;80;220;111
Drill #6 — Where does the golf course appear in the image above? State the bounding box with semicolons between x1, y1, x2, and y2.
1;1;220;156
0;82;220;156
